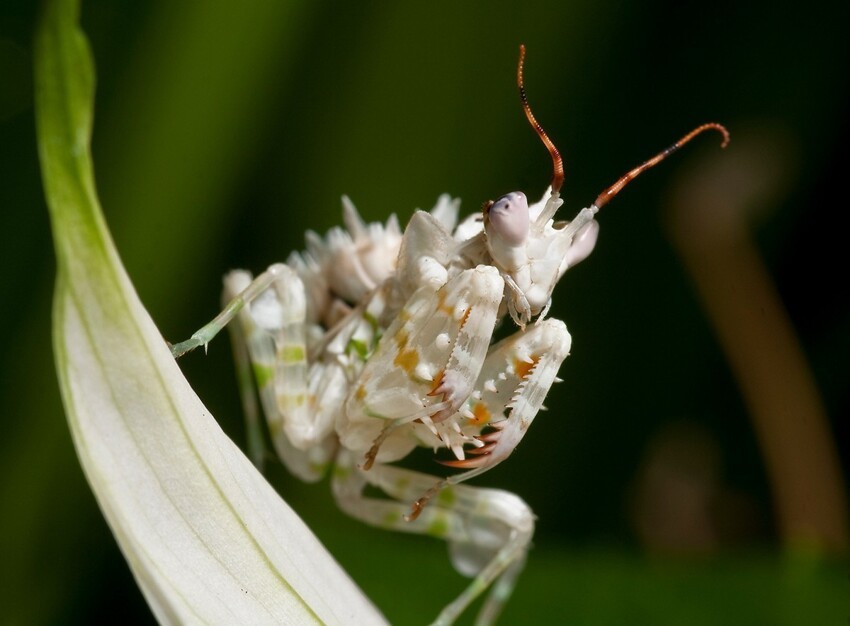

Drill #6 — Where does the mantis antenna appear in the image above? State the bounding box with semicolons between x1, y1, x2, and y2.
518;44;729;209
593;122;730;209
518;44;565;195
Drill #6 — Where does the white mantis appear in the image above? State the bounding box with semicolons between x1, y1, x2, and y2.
171;45;728;625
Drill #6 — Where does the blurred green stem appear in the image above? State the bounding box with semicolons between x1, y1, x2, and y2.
667;132;849;553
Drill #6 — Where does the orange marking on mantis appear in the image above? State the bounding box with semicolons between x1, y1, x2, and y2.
513;356;540;380
391;329;420;373
436;290;454;316
428;370;445;396
470;402;492;426
394;346;420;373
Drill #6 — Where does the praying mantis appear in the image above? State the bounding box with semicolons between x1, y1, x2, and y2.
171;45;728;625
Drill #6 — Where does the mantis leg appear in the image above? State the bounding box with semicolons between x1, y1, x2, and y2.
173;264;337;480
332;449;534;626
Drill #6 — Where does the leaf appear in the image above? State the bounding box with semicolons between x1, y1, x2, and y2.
34;0;386;623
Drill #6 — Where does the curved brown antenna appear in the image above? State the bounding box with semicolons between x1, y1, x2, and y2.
593;122;730;209
518;44;565;194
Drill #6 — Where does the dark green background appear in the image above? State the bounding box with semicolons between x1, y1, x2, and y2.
1;1;847;624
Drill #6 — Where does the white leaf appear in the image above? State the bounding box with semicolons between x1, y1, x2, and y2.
37;0;386;623
54;274;384;625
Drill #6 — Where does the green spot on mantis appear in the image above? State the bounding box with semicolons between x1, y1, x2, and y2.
437;486;456;507
252;363;274;388
281;344;305;363
427;516;449;538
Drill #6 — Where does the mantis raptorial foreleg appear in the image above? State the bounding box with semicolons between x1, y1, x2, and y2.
340;264;504;466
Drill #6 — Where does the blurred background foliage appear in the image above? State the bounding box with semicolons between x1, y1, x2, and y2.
2;0;848;624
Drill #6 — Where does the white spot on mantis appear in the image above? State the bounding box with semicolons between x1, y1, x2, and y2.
414;363;433;381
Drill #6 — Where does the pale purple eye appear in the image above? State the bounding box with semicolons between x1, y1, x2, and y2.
486;192;530;246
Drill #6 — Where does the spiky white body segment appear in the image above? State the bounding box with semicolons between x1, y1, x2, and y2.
171;191;585;624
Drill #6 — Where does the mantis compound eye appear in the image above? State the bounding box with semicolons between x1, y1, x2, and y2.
484;191;530;247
